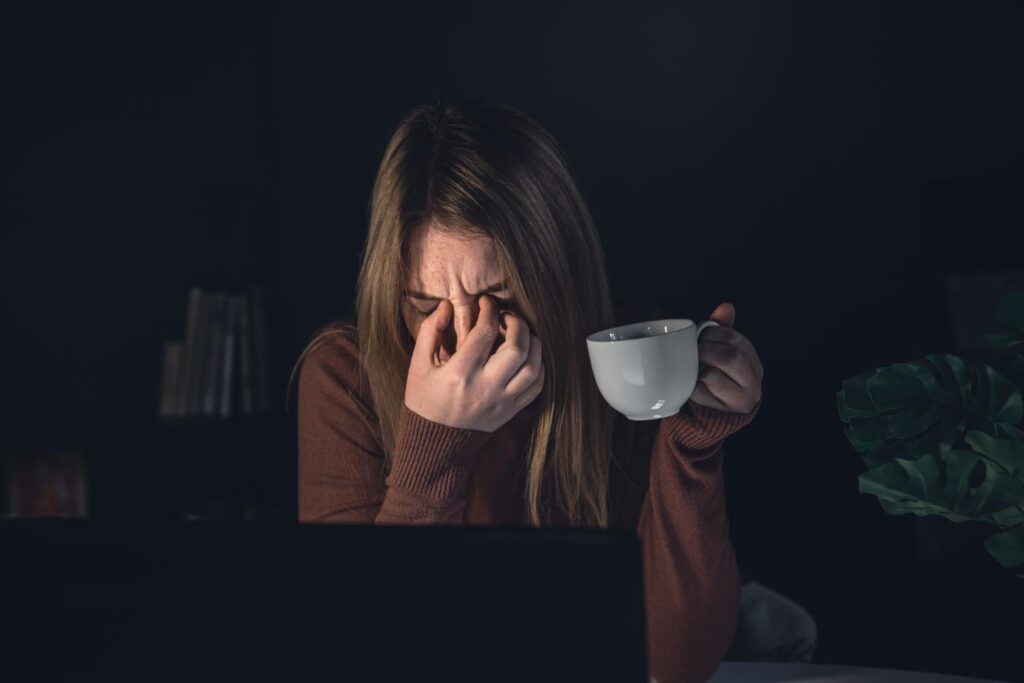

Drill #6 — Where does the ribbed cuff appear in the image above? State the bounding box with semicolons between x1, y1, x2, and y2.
386;405;494;500
665;398;761;453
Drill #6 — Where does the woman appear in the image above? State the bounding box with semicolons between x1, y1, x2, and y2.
290;100;763;683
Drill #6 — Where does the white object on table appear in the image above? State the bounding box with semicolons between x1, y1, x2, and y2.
706;662;1009;683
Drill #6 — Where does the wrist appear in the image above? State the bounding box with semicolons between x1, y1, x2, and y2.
387;404;492;499
665;399;761;452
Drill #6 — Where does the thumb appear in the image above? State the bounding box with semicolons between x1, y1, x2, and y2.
412;299;453;366
709;302;736;328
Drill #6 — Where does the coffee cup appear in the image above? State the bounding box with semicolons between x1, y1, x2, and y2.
586;318;720;420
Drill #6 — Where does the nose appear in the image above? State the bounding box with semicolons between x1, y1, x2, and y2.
454;301;478;348
440;297;481;356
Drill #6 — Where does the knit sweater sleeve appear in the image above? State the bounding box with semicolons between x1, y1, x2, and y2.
639;399;761;683
296;331;491;525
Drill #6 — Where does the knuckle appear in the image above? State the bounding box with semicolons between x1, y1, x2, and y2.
446;370;470;391
509;340;529;362
478;320;498;338
521;365;539;384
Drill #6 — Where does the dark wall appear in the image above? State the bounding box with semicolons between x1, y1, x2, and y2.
2;1;1023;679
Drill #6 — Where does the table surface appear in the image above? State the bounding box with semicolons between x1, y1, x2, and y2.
699;662;1009;683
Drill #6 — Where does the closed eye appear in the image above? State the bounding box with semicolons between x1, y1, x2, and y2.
413;297;515;317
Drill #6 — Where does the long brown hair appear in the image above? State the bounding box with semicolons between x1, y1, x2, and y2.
288;99;616;527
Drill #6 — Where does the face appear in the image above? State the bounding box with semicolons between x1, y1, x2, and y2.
402;221;517;362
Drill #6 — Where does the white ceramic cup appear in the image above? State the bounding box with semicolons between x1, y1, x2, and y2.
586;318;720;421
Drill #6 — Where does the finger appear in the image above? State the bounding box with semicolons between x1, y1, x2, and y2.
451;294;501;370
485;311;531;384
513;358;546;410
709;302;735;328
689;381;731;412
698;326;763;381
411;299;452;368
699;365;759;413
698;341;759;389
505;333;542;396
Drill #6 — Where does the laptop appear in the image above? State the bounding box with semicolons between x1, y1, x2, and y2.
1;519;648;682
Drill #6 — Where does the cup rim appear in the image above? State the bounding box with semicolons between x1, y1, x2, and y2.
586;318;695;343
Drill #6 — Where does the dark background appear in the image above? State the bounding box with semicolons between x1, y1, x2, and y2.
2;1;1023;680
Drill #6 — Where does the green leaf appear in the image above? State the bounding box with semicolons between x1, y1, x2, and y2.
972;360;1024;424
838;354;1023;458
992;507;1024;527
881;404;946;439
867;363;946;410
981;292;1024;393
837;374;879;420
846;418;891;453
861;443;914;469
984;525;1024;569
965;430;1024;477
858;451;1024;525
878;497;909;516
982;292;1024;354
904;416;964;457
930;354;972;408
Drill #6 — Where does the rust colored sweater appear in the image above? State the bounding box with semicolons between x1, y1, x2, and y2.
297;302;760;683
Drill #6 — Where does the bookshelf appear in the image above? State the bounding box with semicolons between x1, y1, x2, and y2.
1;198;294;521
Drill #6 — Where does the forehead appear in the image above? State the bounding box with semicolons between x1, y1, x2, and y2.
405;223;503;286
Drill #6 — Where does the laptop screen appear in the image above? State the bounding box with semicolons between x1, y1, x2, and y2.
2;519;648;682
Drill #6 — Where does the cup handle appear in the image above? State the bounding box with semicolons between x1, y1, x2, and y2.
695;320;720;337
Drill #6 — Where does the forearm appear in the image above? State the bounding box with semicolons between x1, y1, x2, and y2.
374;404;490;526
639;441;741;683
374;487;468;524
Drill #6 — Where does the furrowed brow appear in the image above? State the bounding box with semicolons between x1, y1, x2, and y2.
404;280;509;301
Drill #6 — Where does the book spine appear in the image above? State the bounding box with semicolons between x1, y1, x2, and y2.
238;294;253;416
203;293;226;416
219;295;239;419
178;287;205;417
186;290;212;416
158;341;183;418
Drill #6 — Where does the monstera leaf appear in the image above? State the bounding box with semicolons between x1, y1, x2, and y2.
839;292;1024;574
982;292;1024;354
858;450;1024;526
981;292;1024;392
965;430;1024;478
985;524;1024;570
837;354;1023;460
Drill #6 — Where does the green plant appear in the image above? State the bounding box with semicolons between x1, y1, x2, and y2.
837;292;1024;573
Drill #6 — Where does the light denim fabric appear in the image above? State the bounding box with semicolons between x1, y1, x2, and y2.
727;580;818;662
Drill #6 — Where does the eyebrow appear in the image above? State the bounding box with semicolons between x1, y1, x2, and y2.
404;280;509;301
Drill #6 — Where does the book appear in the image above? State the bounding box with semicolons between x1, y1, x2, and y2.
188;292;214;416
203;293;227;417
158;341;183;418
177;287;205;417
219;295;240;419
238;294;253;416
